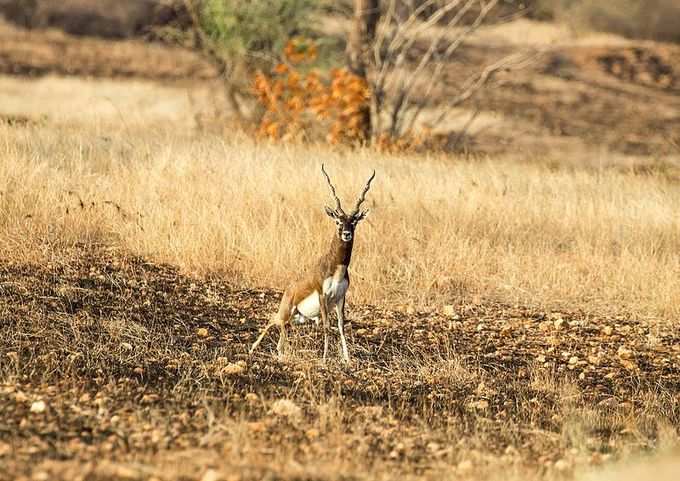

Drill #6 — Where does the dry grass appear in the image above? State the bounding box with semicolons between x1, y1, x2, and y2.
2;119;679;321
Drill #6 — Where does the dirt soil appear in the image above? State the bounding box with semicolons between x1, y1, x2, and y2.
442;41;680;157
1;245;678;480
0;20;214;80
0;0;181;38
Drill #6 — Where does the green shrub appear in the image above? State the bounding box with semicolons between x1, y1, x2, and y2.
181;0;326;120
198;0;319;61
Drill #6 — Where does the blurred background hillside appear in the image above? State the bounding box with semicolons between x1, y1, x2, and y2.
0;0;678;163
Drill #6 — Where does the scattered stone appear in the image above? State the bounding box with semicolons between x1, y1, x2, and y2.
201;469;221;481
270;399;302;422
196;327;209;337
597;397;619;409
223;361;246;376
30;401;46;414
457;460;473;473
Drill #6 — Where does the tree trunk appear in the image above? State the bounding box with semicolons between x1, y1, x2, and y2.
347;0;380;144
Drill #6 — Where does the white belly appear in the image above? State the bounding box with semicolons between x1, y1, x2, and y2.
293;271;349;323
296;291;321;319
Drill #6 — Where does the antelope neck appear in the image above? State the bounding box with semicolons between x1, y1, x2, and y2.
325;234;353;272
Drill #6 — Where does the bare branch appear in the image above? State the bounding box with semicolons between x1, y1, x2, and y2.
393;0;498;134
407;50;537;134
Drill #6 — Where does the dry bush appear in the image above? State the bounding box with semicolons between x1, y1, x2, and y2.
2;121;680;321
534;0;680;43
253;38;371;144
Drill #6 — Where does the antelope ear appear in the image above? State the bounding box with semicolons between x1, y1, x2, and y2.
325;206;337;218
355;209;369;222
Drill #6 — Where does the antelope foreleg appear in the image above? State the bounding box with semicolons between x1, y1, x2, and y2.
336;297;350;363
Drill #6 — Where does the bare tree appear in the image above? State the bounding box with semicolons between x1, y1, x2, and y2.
366;0;535;142
347;0;381;143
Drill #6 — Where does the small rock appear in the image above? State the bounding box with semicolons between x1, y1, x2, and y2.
223;361;246;376
270;399;302;422
201;469;221;481
426;442;441;453
442;305;456;317
30;401;46;414
620;359;638;371
0;442;10;457
14;391;28;403
597;398;619;409
141;394;159;404
554;459;571;471
617;346;633;359
196;328;209;338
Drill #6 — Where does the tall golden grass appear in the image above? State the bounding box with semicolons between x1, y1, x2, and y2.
2;120;679;321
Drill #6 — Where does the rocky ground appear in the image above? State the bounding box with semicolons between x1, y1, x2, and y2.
1;245;678;480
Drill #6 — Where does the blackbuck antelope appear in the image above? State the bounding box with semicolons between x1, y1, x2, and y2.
250;164;376;363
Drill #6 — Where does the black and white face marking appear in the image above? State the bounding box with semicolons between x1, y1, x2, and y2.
325;207;368;243
337;217;356;242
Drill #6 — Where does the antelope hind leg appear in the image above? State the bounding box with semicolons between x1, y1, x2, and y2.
320;293;330;362
251;292;292;355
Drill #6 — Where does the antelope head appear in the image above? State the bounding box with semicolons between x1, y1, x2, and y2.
321;164;376;243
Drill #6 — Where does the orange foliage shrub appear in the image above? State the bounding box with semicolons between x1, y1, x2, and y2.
253;38;370;145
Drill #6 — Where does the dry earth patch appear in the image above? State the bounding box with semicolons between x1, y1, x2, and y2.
1;244;678;480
